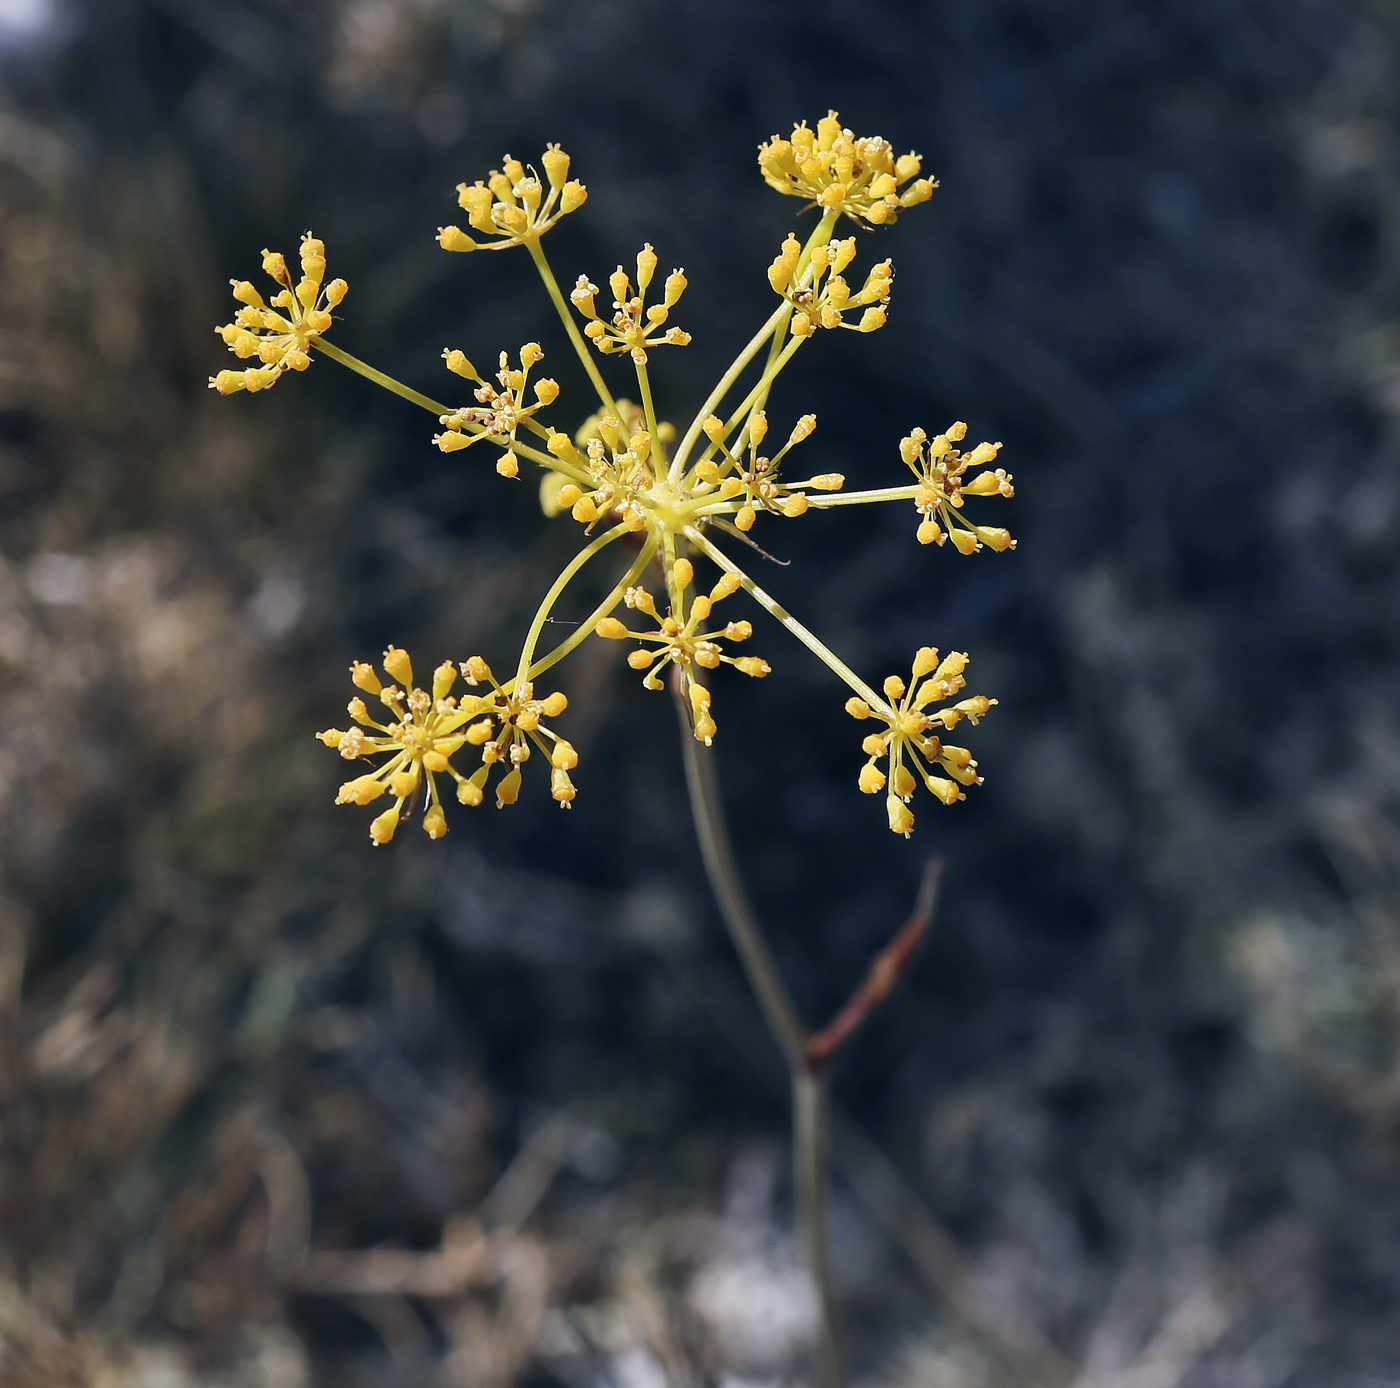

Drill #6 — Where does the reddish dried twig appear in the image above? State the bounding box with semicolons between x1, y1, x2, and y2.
806;859;941;1072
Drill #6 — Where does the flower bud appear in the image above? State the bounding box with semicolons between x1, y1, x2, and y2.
495;767;521;807
595;617;630;639
496;452;519;479
542;143;570;187
534;378;559;406
845;697;871;719
428;662;455;702
382;647;413;687
369;804;401;844
438;225;477;253
973;526;1015;552
458;769;487;806
734;657;770;678
807;473;843;491
859;764;886;794
912;647;939;678
886;795;914;836
443;349;477;379
551;767;576;804
561;180;588;213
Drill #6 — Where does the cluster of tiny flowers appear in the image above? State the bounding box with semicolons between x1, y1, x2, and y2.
433;343;558;479
758;111;935;227
694;411;843;530
845;647;996;837
596;560;769;744
570;245;692;364
317;649;579;843
438;145;587;252
210;235;346;393
213;121;1020;840
547;405;665;532
902;421;1016;553
769;234;892;336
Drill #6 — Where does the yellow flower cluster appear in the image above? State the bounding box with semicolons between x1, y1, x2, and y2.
596;561;768;743
215;117;1017;840
438;145;587;251
319;649;472;845
547;410;657;532
902;422;1016;553
318;649;580;843
758;111;935;228
570;245;692;365
694;411;843;530
454;656;579;811
846;648;996;837
769;234;892;336
210;235;346;393
433;343;558;478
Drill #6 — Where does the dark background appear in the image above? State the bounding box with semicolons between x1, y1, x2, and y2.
3;0;1400;1383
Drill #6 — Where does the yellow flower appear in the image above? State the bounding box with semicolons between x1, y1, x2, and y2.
594;562;769;744
692;410;843;529
210;235;346;394
901;422;1016;553
433;344;558;478
758;111;935;228
454;656;580;808
570;245;691;365
319;649;477;844
845;647;996;837
768;233;892;336
438;145;587;252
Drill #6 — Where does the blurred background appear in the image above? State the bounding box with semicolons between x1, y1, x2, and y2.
3;0;1400;1383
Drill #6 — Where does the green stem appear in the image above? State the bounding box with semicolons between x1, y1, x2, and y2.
636;358;660;448
674;701;809;1072
522;535;658;684
513;522;629;688
796;1070;843;1388
312;339;453;415
674;694;843;1388
526;239;621;418
669;302;791;480
806;483;921;508
683;527;889;711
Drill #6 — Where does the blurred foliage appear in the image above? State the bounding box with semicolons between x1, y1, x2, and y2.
4;0;1400;1383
